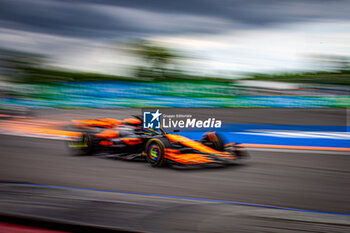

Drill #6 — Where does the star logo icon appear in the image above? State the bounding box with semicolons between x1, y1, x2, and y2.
151;109;162;122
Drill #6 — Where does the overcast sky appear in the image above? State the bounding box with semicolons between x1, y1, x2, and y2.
1;0;350;76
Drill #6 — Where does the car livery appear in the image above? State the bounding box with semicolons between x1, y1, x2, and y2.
67;116;248;167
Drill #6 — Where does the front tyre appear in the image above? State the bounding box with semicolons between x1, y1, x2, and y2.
67;133;94;155
145;138;169;167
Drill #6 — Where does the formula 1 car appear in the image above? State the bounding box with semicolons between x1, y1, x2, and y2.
67;116;248;167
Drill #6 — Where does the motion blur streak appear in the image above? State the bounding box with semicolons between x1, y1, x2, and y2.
1;0;350;232
12;183;350;216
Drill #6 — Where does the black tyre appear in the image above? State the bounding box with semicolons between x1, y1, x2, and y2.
145;138;170;167
67;133;94;155
201;132;224;151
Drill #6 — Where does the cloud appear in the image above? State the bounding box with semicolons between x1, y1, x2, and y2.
0;0;349;74
0;0;349;39
153;21;350;74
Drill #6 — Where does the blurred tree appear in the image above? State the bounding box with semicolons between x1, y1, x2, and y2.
127;40;182;79
244;54;350;86
315;54;350;72
0;49;48;83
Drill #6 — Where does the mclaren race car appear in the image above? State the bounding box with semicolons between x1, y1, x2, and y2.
67;116;248;167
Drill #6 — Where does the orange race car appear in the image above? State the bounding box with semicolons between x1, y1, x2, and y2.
67;116;248;167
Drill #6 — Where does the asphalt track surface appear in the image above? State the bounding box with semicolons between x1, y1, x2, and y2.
1;109;349;232
1;134;350;213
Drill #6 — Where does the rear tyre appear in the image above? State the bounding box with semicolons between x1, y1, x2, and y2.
145;138;170;167
201;132;224;151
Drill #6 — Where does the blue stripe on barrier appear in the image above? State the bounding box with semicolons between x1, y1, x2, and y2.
175;123;350;148
178;123;347;132
178;132;350;148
